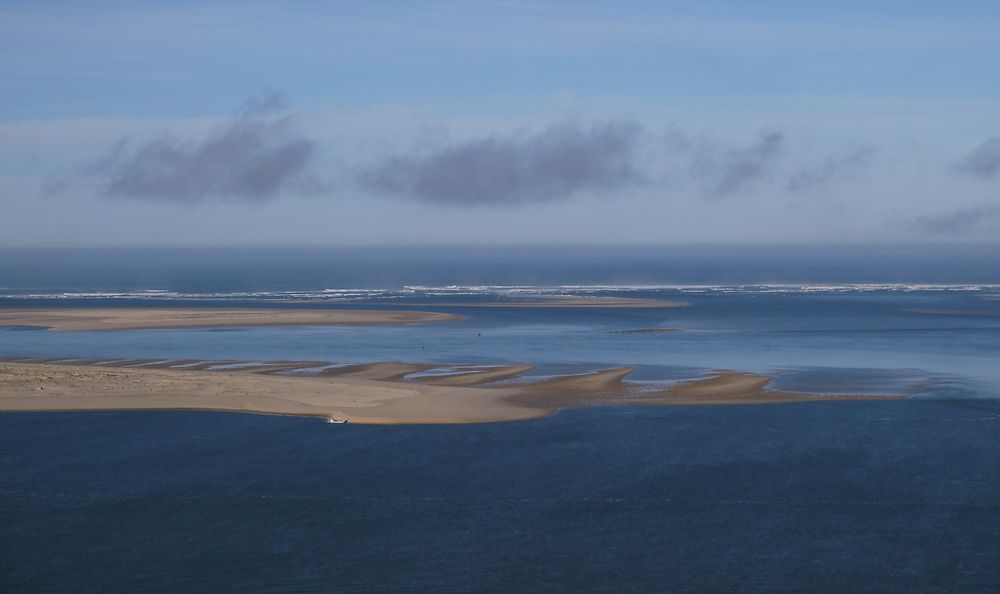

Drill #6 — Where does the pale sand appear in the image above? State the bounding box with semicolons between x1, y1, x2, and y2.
0;361;903;424
0;362;538;425
0;308;460;331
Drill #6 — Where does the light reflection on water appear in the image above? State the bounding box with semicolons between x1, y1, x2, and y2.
1;289;998;398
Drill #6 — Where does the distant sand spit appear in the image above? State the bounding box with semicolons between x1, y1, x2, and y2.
0;308;460;331
0;360;903;424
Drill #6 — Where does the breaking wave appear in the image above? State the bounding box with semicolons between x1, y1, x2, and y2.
2;283;999;302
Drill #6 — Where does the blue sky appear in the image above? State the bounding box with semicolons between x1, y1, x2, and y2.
2;1;1000;245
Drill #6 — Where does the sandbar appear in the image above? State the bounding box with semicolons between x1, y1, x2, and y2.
0;361;904;424
0;308;460;331
0;361;537;424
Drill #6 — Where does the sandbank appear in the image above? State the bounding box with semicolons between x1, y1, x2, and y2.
0;360;904;424
0;308;460;331
0;361;537;424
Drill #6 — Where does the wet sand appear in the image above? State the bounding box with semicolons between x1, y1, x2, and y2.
320;362;439;382
502;367;899;409
647;370;894;404
409;364;535;386
0;361;904;424
0;308;460;331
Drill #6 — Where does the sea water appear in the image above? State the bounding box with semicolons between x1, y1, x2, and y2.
2;246;1000;592
2;283;998;397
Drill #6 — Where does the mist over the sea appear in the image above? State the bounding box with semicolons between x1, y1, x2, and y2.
2;245;999;292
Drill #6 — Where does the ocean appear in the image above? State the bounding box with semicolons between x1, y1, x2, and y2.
2;245;1000;592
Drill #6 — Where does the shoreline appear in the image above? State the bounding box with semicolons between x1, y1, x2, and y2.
0;360;906;425
0;308;460;331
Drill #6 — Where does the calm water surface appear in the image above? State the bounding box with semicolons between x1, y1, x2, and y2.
4;403;1000;593
2;247;1000;592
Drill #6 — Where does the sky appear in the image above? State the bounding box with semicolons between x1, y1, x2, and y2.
2;0;1000;246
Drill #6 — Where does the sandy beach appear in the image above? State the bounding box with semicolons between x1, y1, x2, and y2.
0;308;460;331
0;360;903;424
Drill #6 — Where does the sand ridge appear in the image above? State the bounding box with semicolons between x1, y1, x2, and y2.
0;308;461;331
320;362;440;381
408;364;535;386
0;360;905;424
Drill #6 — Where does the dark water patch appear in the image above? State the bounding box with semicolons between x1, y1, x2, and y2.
4;402;1000;592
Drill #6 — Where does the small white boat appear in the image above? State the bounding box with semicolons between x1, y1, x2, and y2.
325;418;348;424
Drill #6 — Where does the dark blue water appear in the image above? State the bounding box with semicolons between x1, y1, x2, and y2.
3;246;1000;591
1;245;999;292
4;403;1000;593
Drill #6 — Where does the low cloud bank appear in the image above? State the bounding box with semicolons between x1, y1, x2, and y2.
955;137;1000;179
85;93;317;203
911;205;1000;234
360;120;642;205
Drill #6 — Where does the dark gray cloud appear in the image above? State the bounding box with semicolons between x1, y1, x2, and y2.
690;130;784;198
955;137;1000;179
785;147;872;192
84;93;317;203
911;205;1000;234
360;120;641;205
